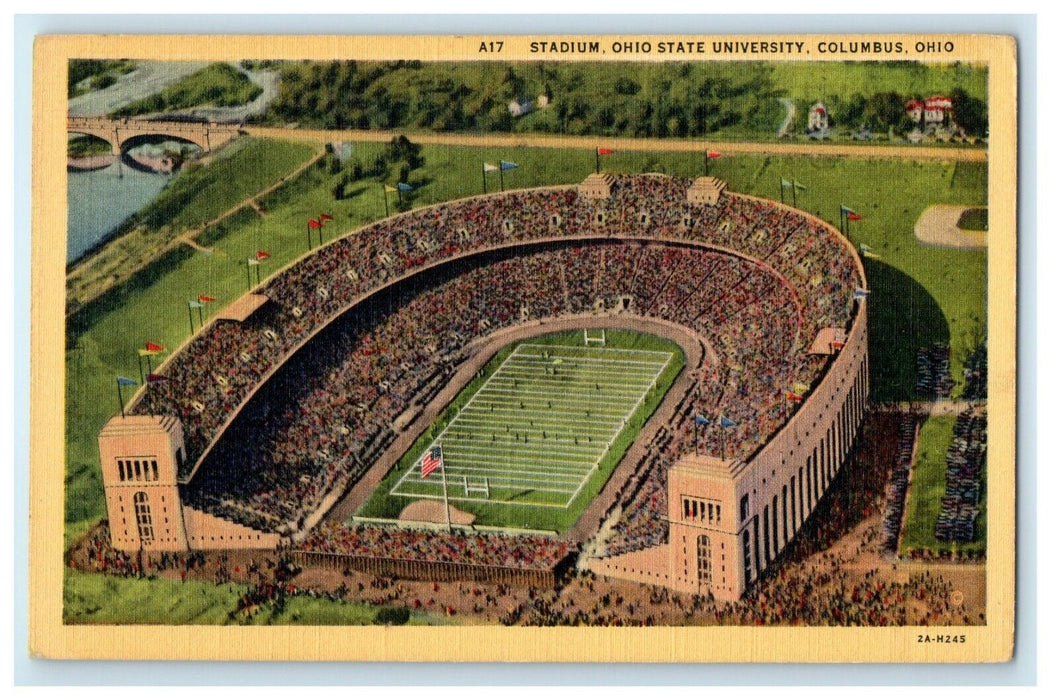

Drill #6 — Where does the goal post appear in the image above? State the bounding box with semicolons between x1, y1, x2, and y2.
584;328;607;346
465;476;491;498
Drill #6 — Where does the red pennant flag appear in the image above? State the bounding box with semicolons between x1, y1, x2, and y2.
786;392;804;402
707;151;722;159
847;213;863;221
145;342;165;353
308;219;322;229
319;214;334;222
146;373;168;384
256;250;271;261
198;294;215;304
596;147;614;156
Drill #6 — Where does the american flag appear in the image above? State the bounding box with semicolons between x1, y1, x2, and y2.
421;445;443;479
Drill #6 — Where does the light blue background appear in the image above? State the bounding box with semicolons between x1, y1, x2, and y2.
13;13;1037;686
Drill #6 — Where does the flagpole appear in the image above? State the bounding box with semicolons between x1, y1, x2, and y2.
792;183;797;208
116;379;125;419
499;168;505;192
779;177;784;205
705;150;709;177
482;166;487;195
440;443;452;533
245;261;252;291
383;187;389;217
188;303;195;334
137;355;144;384
595;149;600;174
146;354;153;375
198;305;204;326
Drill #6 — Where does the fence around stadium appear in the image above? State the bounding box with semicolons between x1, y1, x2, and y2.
290;548;577;588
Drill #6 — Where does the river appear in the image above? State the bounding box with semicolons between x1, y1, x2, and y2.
66;161;171;264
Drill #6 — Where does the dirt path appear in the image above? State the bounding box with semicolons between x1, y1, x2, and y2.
777;98;796;138
914;205;987;249
245;125;987;162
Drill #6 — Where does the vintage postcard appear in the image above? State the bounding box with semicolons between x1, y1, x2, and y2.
30;33;1015;662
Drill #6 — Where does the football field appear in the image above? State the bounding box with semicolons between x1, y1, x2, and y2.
389;342;674;509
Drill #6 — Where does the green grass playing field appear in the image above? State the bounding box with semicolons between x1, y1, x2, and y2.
357;330;684;532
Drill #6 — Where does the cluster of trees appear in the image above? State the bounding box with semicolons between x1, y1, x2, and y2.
260;60;783;139
110;63;263;118
68;59;136;97
330;135;424;203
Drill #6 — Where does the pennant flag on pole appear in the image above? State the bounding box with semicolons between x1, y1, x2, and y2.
694;414;710;426
841;205;863;220
146;373;168;384
256;250;271;261
793;382;810;395
500;160;518;171
397;182;414;192
483;162;499;172
308;218;322;229
384;184;398;193
188;299;204;309
421;445;443;479
781;178;793;189
247;257;260;266
596;147;614;156
859;243;881;259
319;214;334;223
198;294;215;304
117;376;138;387
707;151;721;159
853;287;870;300
786;391;804;402
719;416;737;428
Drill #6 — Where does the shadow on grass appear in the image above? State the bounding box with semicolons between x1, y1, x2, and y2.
66;245;195;343
863;258;949;402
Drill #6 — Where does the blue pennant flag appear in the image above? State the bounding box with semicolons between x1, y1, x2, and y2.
116;376;138;387
397;182;414;192
694;414;710;427
719;416;737;429
853;288;870;300
500;160;519;171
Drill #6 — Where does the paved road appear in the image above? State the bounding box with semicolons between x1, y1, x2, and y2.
244;125;987;162
68;61;209;117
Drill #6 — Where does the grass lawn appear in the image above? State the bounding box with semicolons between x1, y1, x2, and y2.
771;61;987;105
900;414;986;556
357;330;684;533
111;62;262;118
62;138;986;619
68;134;112;158
63;569;443;625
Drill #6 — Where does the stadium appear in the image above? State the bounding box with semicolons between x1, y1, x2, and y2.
96;172;868;601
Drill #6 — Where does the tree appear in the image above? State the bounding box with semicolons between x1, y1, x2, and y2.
863;92;906;130
951;88;988;136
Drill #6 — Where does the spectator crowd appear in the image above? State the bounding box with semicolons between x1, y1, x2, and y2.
130;175;861;552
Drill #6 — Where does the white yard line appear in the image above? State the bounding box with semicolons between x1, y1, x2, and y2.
392;342;674;509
